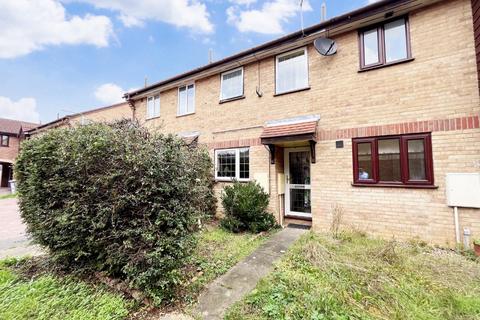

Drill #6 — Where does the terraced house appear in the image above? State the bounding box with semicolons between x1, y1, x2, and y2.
125;0;480;246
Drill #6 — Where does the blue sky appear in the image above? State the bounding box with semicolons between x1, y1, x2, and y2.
0;0;370;124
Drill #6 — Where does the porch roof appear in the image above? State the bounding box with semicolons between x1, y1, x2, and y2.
260;115;320;142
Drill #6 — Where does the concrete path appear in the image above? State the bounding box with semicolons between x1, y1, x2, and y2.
0;198;43;259
196;226;307;320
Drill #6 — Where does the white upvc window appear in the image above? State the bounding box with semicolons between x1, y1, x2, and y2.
275;47;309;94
178;84;195;116
146;95;160;119
220;67;244;101
215;147;250;181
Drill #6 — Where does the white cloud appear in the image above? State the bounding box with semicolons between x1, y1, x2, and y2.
0;97;40;123
229;0;257;6
94;83;126;105
0;0;114;59
74;0;214;33
227;0;312;35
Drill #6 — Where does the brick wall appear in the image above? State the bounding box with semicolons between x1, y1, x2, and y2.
0;136;20;163
132;0;480;246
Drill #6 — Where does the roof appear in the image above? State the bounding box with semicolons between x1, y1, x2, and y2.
26;101;129;135
125;0;430;99
261;115;320;139
0;118;39;135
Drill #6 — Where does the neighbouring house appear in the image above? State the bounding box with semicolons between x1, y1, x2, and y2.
0;118;38;188
26;102;132;136
122;0;480;247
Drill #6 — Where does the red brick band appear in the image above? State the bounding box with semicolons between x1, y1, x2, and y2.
208;115;480;149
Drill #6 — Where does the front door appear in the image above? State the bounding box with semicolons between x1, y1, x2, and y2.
284;148;312;218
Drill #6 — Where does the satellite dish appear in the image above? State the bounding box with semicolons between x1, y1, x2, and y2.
314;37;337;56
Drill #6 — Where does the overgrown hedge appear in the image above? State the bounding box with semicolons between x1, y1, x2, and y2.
15;120;216;303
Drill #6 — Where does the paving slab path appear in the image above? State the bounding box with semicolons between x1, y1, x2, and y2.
196;226;307;320
0;198;43;259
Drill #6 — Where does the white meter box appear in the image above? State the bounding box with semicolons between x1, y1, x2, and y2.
446;173;480;208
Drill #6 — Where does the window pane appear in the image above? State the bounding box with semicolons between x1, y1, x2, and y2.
408;139;426;180
357;142;373;180
363;29;379;65
290;189;311;213
178;86;187;115
154;95;160;116
378;139;401;182
217;151;236;178
276;50;308;93
1;135;8;146
239;148;249;179
384;19;407;63
187;84;195;114
147;97;154;118
289;151;310;185
222;69;243;100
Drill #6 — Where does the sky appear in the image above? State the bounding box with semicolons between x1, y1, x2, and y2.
0;0;375;124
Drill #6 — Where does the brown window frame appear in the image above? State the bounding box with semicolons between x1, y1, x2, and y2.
359;16;412;70
352;133;434;187
0;135;9;147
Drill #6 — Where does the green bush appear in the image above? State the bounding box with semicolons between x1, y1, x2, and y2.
220;181;276;233
15;120;216;304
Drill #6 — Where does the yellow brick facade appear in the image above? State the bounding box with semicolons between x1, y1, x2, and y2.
131;0;480;246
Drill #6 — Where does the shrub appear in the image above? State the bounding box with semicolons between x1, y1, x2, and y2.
220;181;276;233
15;120;215;304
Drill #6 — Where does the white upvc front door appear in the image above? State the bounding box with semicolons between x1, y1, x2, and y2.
284;147;312;218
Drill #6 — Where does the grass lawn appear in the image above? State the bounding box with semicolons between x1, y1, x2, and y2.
0;259;130;320
0;224;272;319
226;231;480;320
0;193;16;200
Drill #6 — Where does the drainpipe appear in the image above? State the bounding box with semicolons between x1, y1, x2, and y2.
453;206;461;246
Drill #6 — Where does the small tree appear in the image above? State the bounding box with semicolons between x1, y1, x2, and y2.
220;181;277;233
15;120;215;303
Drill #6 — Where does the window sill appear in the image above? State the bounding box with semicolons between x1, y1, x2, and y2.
351;182;438;189
145;115;160;121
176;112;195;118
215;178;250;183
274;86;310;97
219;95;245;104
358;57;415;72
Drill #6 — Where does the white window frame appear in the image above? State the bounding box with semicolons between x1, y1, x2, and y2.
275;47;309;95
220;67;244;101
146;94;160;119
214;147;250;182
177;83;195;116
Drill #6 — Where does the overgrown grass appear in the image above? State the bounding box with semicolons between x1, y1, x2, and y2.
179;225;274;307
226;231;480;320
0;259;130;320
0;193;16;200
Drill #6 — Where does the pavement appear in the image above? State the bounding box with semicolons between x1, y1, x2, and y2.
195;226;307;320
0;198;43;259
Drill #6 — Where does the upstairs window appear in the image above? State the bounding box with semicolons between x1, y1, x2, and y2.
275;47;308;94
0;135;9;147
178;84;195;116
215;148;249;181
352;133;433;186
146;95;160;119
221;67;244;101
359;17;411;70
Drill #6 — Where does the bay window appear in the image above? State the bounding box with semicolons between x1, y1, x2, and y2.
353;133;433;186
215;147;250;181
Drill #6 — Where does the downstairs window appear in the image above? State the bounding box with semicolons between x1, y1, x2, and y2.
352;133;433;186
215;147;249;181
